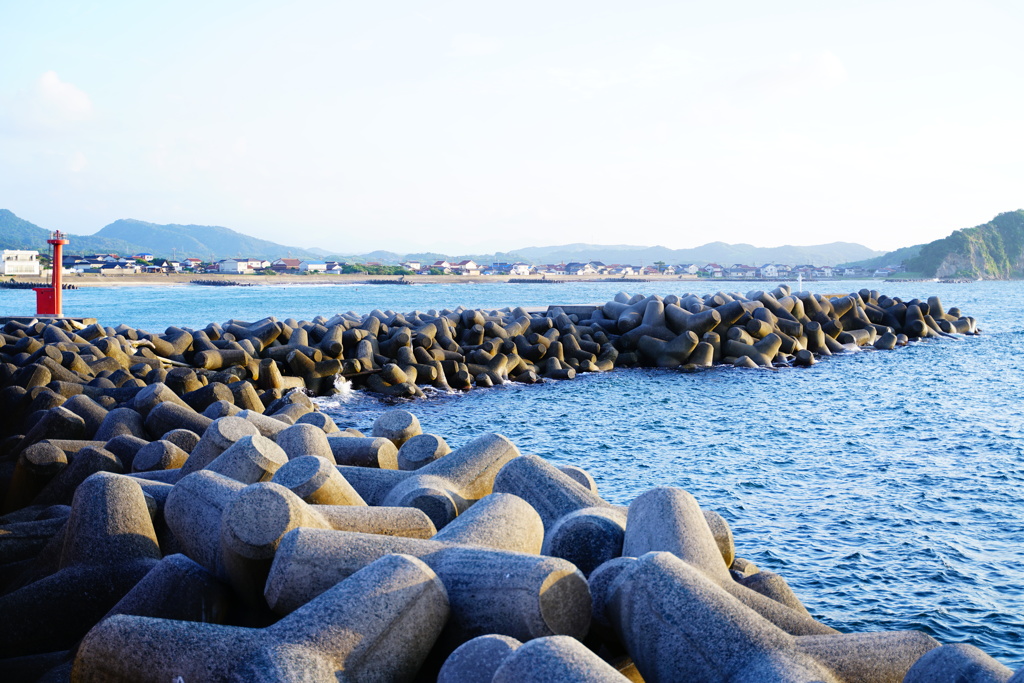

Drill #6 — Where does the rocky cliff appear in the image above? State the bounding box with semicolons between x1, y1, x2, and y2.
905;210;1024;279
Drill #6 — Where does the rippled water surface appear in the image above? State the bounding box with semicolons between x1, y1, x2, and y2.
3;279;1021;665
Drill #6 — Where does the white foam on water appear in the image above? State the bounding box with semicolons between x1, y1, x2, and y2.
312;376;357;411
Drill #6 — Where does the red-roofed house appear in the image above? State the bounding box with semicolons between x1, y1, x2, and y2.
272;258;301;272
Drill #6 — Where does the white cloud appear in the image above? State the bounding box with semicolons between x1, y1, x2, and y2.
4;71;93;133
36;71;93;121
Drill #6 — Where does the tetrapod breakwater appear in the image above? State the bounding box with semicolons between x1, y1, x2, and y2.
0;286;1012;681
6;285;965;406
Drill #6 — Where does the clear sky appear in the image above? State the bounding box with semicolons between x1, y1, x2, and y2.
1;1;1022;255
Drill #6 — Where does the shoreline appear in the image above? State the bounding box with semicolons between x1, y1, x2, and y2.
2;272;905;288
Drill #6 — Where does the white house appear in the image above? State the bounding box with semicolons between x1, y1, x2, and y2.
299;260;327;272
758;264;779;278
69;260;102;273
217;259;250;274
400;261;421;271
1;250;41;276
454;260;480;275
510;263;532;276
725;264;758;278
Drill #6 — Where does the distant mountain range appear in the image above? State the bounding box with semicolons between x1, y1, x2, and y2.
7;207;1021;277
510;241;882;268
0;209;890;267
839;244;923;271
0;211;325;261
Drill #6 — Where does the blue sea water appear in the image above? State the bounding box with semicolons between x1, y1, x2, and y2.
3;279;1022;666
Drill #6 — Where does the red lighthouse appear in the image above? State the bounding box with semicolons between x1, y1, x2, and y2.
34;231;69;317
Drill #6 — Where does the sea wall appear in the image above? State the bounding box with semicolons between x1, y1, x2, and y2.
0;287;1012;681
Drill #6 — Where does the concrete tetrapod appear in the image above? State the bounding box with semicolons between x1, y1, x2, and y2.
163;469;246;580
492;456;734;576
327;435;399;469
235;408;290;439
0;471;161;657
274;422;334;460
71;553;450;683
902;643;1015;682
438;634;523;683
204;433;289;484
131;439;190;473
0;505;70;571
446;635;631;683
600;552;938;683
99;552;231;626
178;415;260;478
492;454;624;576
372;408;422;447
623;486;836;635
31;444;123;506
380;432;523;529
270;454;366;505
3;441;68;512
264;493;590;646
219;480;437;605
497;635;632;683
397;433;452;471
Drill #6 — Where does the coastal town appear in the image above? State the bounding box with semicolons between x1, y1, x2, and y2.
2;249;905;280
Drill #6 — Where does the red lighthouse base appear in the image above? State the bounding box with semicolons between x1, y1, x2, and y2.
34;287;58;315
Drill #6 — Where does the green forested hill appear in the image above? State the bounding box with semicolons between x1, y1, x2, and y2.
904;210;1024;279
93;219;324;261
839;244;923;271
0;210;145;254
0;210;50;249
0;212;324;261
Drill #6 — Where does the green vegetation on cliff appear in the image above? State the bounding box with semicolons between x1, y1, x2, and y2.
905;210;1024;279
839;244;923;271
